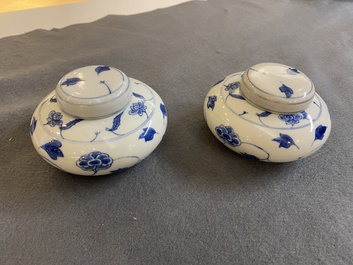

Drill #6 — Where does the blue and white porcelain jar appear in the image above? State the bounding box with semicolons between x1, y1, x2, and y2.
204;63;331;162
30;65;167;175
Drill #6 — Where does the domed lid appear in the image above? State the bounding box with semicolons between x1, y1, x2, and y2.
56;65;131;119
240;63;315;113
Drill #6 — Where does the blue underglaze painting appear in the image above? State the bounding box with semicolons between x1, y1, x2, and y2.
278;111;308;126
76;151;113;175
95;65;111;75
139;127;158;142
129;101;148;117
207;95;217;110
160;103;167;119
273;133;299;149
30;117;37;136
61;77;83;87
41;140;64;160
215;124;241;147
314;125;327;142
279;84;294;98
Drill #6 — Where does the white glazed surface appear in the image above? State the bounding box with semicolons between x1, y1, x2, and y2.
30;67;167;175
204;70;331;162
241;63;315;113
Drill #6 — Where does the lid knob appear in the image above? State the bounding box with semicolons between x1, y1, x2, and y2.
240;63;315;113
56;65;131;119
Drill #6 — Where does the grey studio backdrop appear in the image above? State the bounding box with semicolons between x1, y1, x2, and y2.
1;0;353;264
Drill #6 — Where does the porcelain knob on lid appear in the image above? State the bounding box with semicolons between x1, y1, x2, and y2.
240;63;315;113
56;66;131;118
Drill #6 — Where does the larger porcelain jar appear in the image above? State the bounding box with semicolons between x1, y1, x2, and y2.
30;65;167;175
204;63;331;162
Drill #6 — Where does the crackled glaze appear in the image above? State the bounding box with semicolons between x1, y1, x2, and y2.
204;63;331;162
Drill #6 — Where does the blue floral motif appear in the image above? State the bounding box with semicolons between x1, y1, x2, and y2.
129;101;147;117
314;125;327;141
279;84;294;98
30;117;37;135
278;111;308;126
139;127;158;142
76;151;113;175
41;140;64;160
225;81;240;94
46;110;63;127
61;77;83;87
215;124;241;147
207;95;217;110
95;65;110;75
273;133;299;149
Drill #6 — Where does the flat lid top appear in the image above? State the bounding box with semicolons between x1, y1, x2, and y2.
57;65;128;102
247;63;314;99
241;63;315;113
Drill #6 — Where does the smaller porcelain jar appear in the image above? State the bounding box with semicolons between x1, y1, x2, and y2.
204;63;331;162
30;65;167;175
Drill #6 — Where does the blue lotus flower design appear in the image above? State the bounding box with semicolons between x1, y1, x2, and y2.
278;111;307;126
129;101;147;117
76;151;113;175
215;124;241;147
41;140;64;160
46;110;63;127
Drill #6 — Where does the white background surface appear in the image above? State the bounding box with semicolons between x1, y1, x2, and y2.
0;0;191;38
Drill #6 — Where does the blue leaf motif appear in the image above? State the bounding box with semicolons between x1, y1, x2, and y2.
50;96;57;103
106;111;124;132
240;153;260;161
160;103;167;118
256;111;272;117
207;95;217;110
60;119;84;130
132;92;145;100
95;66;110;75
287;68;300;75
279;84;294;98
139;127;158;142
229;94;245;100
273;133;299;149
30;117;37;135
41;140;64;160
314;125;327;141
61;77;83;87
